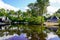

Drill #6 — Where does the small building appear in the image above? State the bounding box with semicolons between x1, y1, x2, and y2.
0;16;11;23
47;16;59;23
44;16;59;26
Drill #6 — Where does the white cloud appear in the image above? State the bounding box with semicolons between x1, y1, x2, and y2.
25;7;29;10
49;0;60;3
54;0;60;3
47;6;58;15
0;0;19;11
47;0;60;15
20;7;29;12
49;0;56;3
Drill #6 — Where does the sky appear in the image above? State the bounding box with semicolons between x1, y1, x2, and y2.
0;0;60;15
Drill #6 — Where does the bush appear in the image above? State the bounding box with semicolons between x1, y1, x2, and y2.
8;15;45;24
35;16;45;24
8;16;18;21
23;17;30;22
29;16;45;24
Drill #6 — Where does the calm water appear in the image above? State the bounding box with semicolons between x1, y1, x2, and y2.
0;25;60;40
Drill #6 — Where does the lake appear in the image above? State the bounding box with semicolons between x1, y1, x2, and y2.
0;25;60;40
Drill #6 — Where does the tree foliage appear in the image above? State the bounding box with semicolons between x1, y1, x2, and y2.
54;9;60;18
28;0;49;16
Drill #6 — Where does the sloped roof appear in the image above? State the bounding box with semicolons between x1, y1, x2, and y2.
47;16;59;22
47;16;59;20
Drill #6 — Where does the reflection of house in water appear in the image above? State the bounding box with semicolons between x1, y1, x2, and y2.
0;16;11;29
44;16;59;26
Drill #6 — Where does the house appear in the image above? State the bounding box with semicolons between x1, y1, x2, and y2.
47;16;59;23
44;16;59;26
0;16;11;23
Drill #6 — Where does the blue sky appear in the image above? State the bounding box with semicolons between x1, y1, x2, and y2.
0;0;60;14
3;0;36;8
3;0;36;11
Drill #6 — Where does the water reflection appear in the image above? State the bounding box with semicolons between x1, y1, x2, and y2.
56;26;60;37
7;33;28;40
46;32;60;40
0;25;60;40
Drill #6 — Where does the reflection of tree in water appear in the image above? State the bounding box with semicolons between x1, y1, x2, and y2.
21;25;47;40
0;25;47;40
0;31;4;37
56;26;60;37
